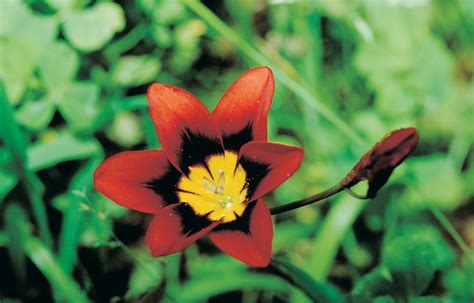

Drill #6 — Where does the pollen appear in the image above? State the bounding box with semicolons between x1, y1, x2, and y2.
176;151;248;223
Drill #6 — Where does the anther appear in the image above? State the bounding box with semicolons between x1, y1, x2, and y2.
217;169;225;189
202;177;218;193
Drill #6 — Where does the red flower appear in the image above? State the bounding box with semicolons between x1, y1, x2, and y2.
94;67;304;267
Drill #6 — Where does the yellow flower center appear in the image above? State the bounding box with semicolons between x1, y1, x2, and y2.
177;151;248;223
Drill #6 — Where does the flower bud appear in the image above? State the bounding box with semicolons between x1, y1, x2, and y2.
342;127;419;198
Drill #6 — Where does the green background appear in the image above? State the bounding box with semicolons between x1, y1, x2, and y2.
0;0;473;302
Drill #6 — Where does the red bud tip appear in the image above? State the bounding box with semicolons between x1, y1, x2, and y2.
342;127;419;198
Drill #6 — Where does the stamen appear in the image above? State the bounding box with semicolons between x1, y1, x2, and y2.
202;177;218;193
216;169;225;193
202;169;226;195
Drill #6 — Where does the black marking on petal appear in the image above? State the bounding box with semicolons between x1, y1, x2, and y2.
222;123;253;152
202;161;215;181
143;165;182;205
175;188;199;196
239;182;249;194
175;203;213;236
179;128;223;175
213;201;257;234
239;157;270;199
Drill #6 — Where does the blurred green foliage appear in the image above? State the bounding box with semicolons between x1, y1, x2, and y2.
0;0;473;302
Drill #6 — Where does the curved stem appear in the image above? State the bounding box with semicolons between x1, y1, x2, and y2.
270;184;345;215
343;187;368;199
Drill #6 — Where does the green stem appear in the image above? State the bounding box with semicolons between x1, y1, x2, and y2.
182;0;365;145
104;23;149;60
58;156;103;274
270;184;344;215
110;233;161;282
0;81;53;248
430;206;473;257
343;187;368;199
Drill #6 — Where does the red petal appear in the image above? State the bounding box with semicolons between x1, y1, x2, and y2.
94;150;181;213
208;199;273;267
239;141;304;201
212;67;275;151
145;204;219;256
147;83;224;173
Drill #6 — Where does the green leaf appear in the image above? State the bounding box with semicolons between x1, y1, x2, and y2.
0;37;39;104
0;80;53;247
80;212;112;247
148;0;187;25
273;222;314;252
169;19;207;73
270;257;341;303
58;156;103;274
15;99;55;130
0;0;58;43
7;203;88;302
0;1;58;104
410;297;458;303
0;81;28;163
151;24;173;48
27;131;100;171
127;258;164;298
46;0;90;11
0;169;18;201
4;204;29;287
23;236;89;303
382;224;455;296
348;266;393;301
174;272;289;302
39;41;79;89
56;82;100;130
443;257;474;301
308;195;368;281
404;155;466;211
187;254;247;279
105;111;144;147
63;2;126;52
373;296;396;303
111;55;161;87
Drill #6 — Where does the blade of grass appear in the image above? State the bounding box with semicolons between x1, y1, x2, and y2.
4;203;29;290
11;204;89;303
0;169;18;201
269;257;341;302
67;184;164;285
0;231;7;246
24;237;89;303
430;205;473;258
58;156;103;274
308;195;368;281
182;0;365;145
0;80;53;248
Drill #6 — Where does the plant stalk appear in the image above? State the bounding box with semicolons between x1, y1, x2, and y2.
270;184;345;215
